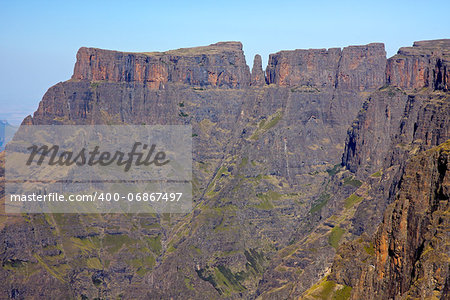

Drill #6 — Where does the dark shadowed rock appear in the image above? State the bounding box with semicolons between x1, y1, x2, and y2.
341;85;449;234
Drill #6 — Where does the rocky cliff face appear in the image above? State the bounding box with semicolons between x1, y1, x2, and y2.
73;42;251;88
331;141;449;300
266;43;386;91
386;39;449;91
341;40;450;235
1;39;449;300
318;40;450;300
361;141;449;299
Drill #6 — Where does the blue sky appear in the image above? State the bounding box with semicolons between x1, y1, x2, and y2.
1;0;449;124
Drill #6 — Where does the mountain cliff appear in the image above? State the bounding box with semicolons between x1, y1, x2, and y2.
306;39;449;300
266;43;386;91
386;39;449;91
73;42;251;88
1;39;449;299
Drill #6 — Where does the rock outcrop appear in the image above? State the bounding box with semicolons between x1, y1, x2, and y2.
343;87;450;179
318;40;450;300
332;140;449;300
72;42;251;88
266;43;386;91
365;141;449;299
386;39;450;91
251;54;266;86
340;41;450;235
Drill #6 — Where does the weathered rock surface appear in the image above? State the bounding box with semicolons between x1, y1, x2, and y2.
266;43;386;91
315;40;450;300
73;42;251;88
251;54;266;86
387;39;450;91
331;140;449;300
1;39;449;300
341;41;450;235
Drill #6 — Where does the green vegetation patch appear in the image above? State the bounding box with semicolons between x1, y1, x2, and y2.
310;192;331;213
254;198;272;210
214;265;246;295
250;111;283;140
184;277;195;291
326;164;341;176
371;170;382;177
343;176;362;188
239;157;248;168
33;254;69;283
328;226;345;249
86;257;102;269
103;234;136;254
344;194;363;209
334;285;352;300
364;243;375;256
263;113;282;131
129;255;156;276
69;237;98;255
206;166;229;197
145;235;162;255
254;190;282;210
244;248;265;274
318;280;337;299
167;245;176;253
195;253;260;296
303;278;351;299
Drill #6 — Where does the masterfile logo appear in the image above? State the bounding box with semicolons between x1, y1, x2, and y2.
25;142;170;172
5;125;192;214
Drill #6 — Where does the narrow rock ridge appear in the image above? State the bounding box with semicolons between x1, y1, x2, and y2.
265;43;386;91
386;39;450;91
